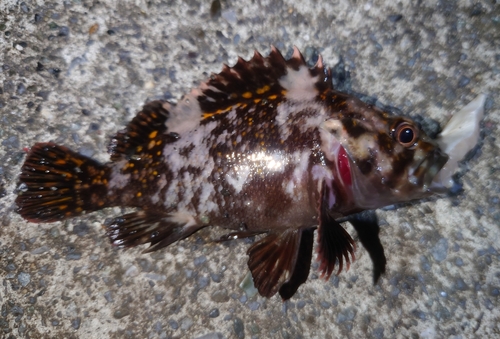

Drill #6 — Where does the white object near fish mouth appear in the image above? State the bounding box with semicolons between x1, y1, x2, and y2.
432;94;486;188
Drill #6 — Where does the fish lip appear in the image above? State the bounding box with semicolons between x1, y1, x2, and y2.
412;148;449;189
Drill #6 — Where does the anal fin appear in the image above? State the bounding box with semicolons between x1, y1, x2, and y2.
216;230;264;242
247;228;314;299
105;210;205;253
317;185;356;280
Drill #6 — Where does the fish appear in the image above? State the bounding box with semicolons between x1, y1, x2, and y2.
14;46;484;300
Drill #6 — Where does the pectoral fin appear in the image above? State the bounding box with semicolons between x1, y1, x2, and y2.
317;185;356;280
247;228;314;299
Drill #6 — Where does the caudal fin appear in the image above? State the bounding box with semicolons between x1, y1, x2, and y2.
16;142;110;223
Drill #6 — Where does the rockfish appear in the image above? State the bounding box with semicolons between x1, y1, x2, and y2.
15;47;484;300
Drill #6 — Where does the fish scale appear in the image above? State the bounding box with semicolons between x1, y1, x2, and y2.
15;46;483;300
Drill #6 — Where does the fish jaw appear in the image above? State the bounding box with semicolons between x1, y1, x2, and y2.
431;94;486;189
344;146;448;210
409;145;449;190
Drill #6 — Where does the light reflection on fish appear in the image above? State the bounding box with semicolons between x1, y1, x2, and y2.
15;47;484;299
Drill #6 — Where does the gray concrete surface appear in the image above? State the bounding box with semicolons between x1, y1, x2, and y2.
1;0;499;338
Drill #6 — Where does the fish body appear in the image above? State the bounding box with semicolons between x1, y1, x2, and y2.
15;47;481;300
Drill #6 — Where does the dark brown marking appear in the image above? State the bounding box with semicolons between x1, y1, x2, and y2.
341;117;369;138
179;144;195;157
376;149;416;189
378;133;394;155
357;156;375;175
391;150;415;177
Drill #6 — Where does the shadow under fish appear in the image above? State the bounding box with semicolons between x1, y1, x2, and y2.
14;46;485;300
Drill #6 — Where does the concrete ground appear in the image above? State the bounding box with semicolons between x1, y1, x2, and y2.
0;0;499;338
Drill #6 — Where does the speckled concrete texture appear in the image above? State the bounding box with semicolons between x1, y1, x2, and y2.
0;0;499;338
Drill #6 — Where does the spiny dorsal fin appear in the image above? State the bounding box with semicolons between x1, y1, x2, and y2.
107;47;332;161
197;46;332;119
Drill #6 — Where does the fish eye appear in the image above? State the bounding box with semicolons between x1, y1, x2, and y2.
394;122;418;147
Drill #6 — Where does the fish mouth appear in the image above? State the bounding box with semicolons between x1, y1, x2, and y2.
410;148;449;190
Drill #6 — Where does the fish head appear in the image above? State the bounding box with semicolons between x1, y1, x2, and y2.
320;97;450;210
320;94;485;211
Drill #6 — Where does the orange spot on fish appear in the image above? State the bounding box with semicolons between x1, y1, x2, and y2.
256;85;270;94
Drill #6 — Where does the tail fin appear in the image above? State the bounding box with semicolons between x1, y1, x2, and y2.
16;142;110;223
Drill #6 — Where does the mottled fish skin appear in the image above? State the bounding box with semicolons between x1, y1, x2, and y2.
105;48;328;233
15;46;450;300
107;47;446;228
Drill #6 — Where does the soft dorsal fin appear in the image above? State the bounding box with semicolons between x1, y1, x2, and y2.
108;101;175;162
197;46;332;119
